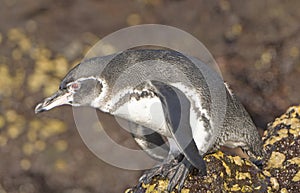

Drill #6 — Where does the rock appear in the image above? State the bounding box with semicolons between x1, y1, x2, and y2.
263;106;300;192
127;106;300;193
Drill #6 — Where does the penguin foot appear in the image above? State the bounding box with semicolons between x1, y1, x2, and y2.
138;164;165;185
138;158;179;185
166;157;192;192
137;157;193;193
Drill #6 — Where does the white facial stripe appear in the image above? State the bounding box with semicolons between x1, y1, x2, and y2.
90;78;108;109
76;76;103;82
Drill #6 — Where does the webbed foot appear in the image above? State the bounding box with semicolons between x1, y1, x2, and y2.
136;156;206;193
138;157;179;186
167;157;193;192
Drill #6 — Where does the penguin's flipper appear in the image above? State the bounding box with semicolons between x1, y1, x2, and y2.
150;80;207;175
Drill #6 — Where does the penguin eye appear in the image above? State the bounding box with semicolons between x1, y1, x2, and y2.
67;82;81;92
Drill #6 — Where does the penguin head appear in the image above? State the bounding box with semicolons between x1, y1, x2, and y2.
35;59;108;114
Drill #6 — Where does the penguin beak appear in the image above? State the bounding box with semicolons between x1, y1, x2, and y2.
35;90;73;114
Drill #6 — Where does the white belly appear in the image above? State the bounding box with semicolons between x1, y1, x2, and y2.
112;96;171;136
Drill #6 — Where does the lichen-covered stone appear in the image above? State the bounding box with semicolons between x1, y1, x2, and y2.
127;106;300;193
127;151;267;193
263;106;300;192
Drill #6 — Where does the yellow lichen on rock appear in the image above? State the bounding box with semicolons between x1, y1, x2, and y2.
180;188;190;193
222;161;232;176
230;184;241;191
292;171;300;182
262;170;271;177
270;177;279;191
157;179;169;192
280;188;289;193
266;151;286;169
211;150;224;159
232;156;243;166
289;126;300;136
241;185;252;192
263;106;300;192
269;107;299;127
236;171;251;180
287;157;300;166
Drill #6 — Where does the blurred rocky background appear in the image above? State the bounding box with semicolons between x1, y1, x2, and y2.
0;0;300;193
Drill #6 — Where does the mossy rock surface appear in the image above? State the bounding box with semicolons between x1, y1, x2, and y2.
127;106;300;193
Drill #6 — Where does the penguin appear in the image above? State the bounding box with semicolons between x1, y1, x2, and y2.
35;49;263;192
